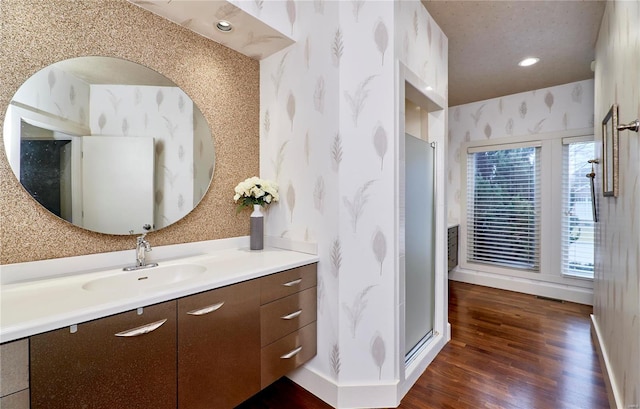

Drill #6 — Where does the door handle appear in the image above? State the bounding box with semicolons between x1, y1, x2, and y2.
280;346;303;359
282;278;302;287
187;301;225;316
114;319;167;337
280;309;302;320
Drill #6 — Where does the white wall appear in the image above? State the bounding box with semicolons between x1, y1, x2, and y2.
448;79;595;224
232;0;448;407
592;1;640;407
6;65;90;175
193;107;214;207
446;79;596;304
12;65;91;128
404;100;428;140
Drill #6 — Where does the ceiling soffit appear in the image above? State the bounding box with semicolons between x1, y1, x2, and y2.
129;0;293;60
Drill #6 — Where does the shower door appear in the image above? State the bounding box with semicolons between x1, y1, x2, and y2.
404;134;436;362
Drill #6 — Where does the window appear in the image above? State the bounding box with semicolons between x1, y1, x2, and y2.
466;144;541;271
562;140;595;278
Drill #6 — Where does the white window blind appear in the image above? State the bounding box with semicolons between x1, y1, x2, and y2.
466;146;541;271
562;140;595;279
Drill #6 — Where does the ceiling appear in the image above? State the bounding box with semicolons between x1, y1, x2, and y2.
422;1;606;107
131;1;606;108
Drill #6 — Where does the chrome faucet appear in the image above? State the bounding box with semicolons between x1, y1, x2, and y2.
123;233;159;271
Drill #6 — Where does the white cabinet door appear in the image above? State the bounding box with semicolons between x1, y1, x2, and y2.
81;136;154;234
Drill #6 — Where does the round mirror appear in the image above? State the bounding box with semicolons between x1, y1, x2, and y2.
3;56;215;235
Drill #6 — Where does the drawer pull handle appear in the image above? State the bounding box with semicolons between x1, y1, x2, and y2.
282;278;302;287
187;301;225;316
281;310;302;320
115;319;167;337
280;346;303;359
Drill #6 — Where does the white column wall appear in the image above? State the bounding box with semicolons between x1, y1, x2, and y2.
234;1;448;406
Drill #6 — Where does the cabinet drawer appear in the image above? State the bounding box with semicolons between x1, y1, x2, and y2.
0;339;29;397
260;263;317;304
261;322;317;389
261;287;317;347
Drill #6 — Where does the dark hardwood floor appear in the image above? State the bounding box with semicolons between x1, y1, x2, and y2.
237;281;609;409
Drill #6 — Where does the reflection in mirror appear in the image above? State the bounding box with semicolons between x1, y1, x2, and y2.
3;56;215;235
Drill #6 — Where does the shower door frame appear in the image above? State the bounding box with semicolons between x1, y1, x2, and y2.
395;62;450;400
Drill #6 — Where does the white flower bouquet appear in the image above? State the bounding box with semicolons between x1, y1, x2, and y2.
233;176;279;212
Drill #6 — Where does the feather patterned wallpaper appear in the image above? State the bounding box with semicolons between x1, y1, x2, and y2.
447;79;595;224
12;66;91;127
90;84;198;230
231;0;448;396
593;1;640;406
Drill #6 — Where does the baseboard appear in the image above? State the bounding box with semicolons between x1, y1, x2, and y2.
290;329;451;409
288;365;338;407
288;365;399;408
590;315;622;409
337;381;399;408
400;332;448;399
449;268;593;305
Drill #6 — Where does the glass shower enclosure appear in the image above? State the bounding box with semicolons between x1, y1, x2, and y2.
404;134;436;364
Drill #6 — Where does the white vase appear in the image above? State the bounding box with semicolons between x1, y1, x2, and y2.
250;204;264;250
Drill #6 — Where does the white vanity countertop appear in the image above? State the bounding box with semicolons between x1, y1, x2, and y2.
0;246;318;343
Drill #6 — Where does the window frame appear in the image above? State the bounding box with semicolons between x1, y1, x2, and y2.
561;135;596;280
459;129;595;287
466;141;542;272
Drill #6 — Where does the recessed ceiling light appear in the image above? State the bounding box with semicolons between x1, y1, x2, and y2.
216;20;233;32
518;57;540;67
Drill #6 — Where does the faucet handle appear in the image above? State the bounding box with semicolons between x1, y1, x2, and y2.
137;233;152;252
138;224;152;245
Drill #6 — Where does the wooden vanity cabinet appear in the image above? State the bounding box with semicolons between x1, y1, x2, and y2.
30;301;177;409
26;262;318;409
259;264;318;388
177;279;261;409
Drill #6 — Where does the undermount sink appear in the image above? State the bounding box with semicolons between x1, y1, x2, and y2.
82;264;206;293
